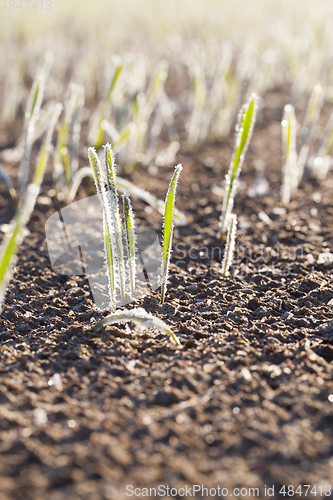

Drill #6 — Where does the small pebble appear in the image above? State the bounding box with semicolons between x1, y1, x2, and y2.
48;373;63;391
34;408;47;426
248;297;259;310
317;252;333;265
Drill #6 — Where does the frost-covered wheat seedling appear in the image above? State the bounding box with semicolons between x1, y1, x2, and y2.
33;103;63;187
104;144;126;301
88;144;129;309
161;164;183;305
2;52;22;126
53;83;85;199
122;193;137;296
88;147;117;311
221;214;237;276
125;59;170;167
313;112;333;181
92;308;181;346
66;166;188;225
186;58;207;144
0;184;39;313
297;85;323;182
0;103;61;313
281;104;298;206
88;58;123;149
117;176;187;226
95;57;174;169
17;74;45;200
218;93;258;238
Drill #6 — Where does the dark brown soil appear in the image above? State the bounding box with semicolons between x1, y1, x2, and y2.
0;86;333;500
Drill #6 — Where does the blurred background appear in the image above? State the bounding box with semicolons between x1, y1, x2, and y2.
1;0;333;176
1;0;333;98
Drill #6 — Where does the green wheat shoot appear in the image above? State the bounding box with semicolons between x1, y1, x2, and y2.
281;104;297;205
53;83;85;198
298;84;323;182
66;168;188;226
0;184;39;313
161;164;183;305
221;214;237;276
313;112;333;181
105;144;126;301
122;193;137;296
33;103;63;187
0;102;62;313
219;93;258;237
88;147;117;312
17;74;45;200
89;58;123;149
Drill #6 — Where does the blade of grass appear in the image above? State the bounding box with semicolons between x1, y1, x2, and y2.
161;164;183;305
53;84;84;197
67;168;188;225
221;214;237;276
219;93;258;237
68;84;85;179
315;112;333;161
0;183;39;313
104;144;126;302
88;147;116;311
89;59;123;149
33;103;63;187
281;104;297;205
17;75;45;200
117;176;187;226
122;193;137;296
67;167;93;204
298;85;323;182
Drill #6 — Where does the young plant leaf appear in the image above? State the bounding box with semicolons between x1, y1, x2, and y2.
221;214;237;276
104;144;126;302
297;85;323;183
66;168;188;226
89;59;123;149
0;184;39;313
92;307;181;346
161;164;183;304
122;193;137;296
33;103;63;187
145;60;169;117
313;111;333;180
53;84;84;197
88;147;116;311
67;167;94;204
219;93;258;237
281;104;297;206
117;176;187;226
17;75;45;200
